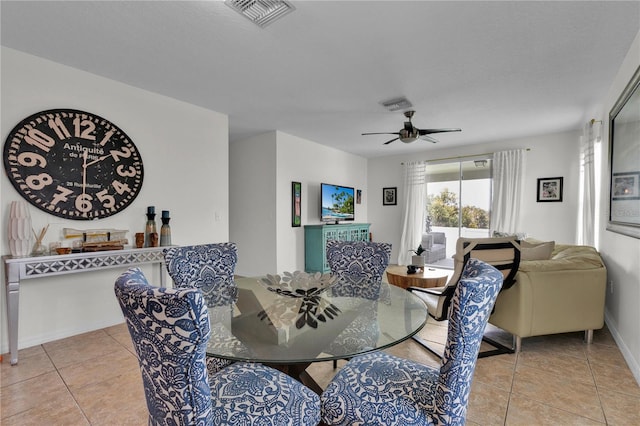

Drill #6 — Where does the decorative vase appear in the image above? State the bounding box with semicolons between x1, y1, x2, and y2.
8;201;32;257
144;206;157;248
160;210;171;246
411;255;425;267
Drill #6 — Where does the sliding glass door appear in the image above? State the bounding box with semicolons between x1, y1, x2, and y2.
425;158;492;265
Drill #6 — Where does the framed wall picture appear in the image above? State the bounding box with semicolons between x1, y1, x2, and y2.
291;181;301;227
608;65;640;239
536;177;563;202
383;187;397;206
356;189;362;204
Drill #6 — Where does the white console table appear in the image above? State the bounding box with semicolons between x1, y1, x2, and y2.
3;247;168;365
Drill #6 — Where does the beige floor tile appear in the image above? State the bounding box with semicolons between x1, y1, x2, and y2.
466;380;509;425
1;391;89;426
1;350;56;387
57;345;140;391
70;369;148;425
520;332;589;360
44;331;128;369
103;325;136;353
1;344;47;362
592;326;617;347
598;387;640;425
512;365;604;422
591;361;640;397
383;339;441;369
586;342;630;368
517;350;594;385
306;360;340;390
506;393;604;425
473;355;516;391
1;371;71;419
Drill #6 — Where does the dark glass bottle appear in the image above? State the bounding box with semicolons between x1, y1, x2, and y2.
160;210;172;246
144;206;157;248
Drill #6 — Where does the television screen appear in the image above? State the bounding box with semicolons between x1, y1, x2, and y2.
321;183;355;222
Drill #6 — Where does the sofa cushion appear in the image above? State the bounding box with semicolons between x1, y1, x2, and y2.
519;245;605;272
521;240;555;261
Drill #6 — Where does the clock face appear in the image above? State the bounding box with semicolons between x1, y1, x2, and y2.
3;109;144;220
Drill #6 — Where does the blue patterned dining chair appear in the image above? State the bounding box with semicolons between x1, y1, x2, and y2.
325;240;392;368
325;240;392;299
320;258;503;425
163;243;238;374
115;267;321;426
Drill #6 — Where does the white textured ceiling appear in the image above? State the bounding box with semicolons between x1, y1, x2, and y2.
2;1;639;158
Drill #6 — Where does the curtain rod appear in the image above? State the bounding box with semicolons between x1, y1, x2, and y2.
401;148;531;165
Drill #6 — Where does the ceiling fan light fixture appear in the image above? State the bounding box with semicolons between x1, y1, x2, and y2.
399;129;419;143
225;0;295;28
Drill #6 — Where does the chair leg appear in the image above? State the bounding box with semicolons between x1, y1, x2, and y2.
333;359;337;369
477;334;516;358
584;329;593;344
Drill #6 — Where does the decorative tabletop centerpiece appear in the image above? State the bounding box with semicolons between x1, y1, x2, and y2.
259;271;341;331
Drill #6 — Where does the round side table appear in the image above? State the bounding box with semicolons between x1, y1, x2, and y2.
385;265;453;289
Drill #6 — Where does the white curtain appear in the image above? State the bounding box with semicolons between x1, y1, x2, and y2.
398;161;427;265
491;149;525;234
577;120;600;246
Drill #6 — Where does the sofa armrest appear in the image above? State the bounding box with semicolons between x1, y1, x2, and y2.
489;267;606;338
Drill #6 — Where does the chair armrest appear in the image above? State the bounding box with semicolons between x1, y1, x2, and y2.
407;286;449;296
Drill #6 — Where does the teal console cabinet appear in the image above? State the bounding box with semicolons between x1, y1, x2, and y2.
304;223;371;273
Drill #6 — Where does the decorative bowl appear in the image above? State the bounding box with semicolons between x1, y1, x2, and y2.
56;247;72;255
260;270;337;298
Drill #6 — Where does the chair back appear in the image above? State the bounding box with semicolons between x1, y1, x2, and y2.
433;258;503;424
326;240;391;300
163;243;238;307
445;236;520;289
114;267;213;425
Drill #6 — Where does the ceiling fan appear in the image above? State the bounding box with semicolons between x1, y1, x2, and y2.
363;110;461;145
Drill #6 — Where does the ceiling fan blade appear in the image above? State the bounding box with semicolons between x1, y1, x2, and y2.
362;132;401;136
418;128;462;135
384;137;399;145
419;135;439;143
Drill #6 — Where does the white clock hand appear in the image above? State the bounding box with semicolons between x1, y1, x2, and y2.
85;153;111;168
82;150;88;196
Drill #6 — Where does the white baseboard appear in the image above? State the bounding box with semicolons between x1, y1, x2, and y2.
604;310;640;386
2;318;125;354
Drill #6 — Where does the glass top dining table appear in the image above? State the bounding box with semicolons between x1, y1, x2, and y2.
205;272;428;391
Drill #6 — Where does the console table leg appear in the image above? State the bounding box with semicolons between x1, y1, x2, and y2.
6;277;20;365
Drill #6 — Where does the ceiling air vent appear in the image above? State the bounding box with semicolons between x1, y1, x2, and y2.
380;97;413;112
226;0;295;28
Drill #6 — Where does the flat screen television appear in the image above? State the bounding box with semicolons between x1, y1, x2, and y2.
321;183;355;223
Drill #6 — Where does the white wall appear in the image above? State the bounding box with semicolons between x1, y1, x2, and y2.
1;48;229;353
229;132;277;276
275;131;368;273
230;130;368;276
599;30;640;384
367;129;581;263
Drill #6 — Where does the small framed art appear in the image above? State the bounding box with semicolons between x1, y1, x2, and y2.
612;172;640;200
291;181;301;227
536;177;563;202
383;187;397;206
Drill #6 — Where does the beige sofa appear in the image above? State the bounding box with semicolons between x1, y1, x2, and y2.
488;243;607;352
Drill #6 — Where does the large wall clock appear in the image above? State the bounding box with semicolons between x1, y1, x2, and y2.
3;109;144;220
